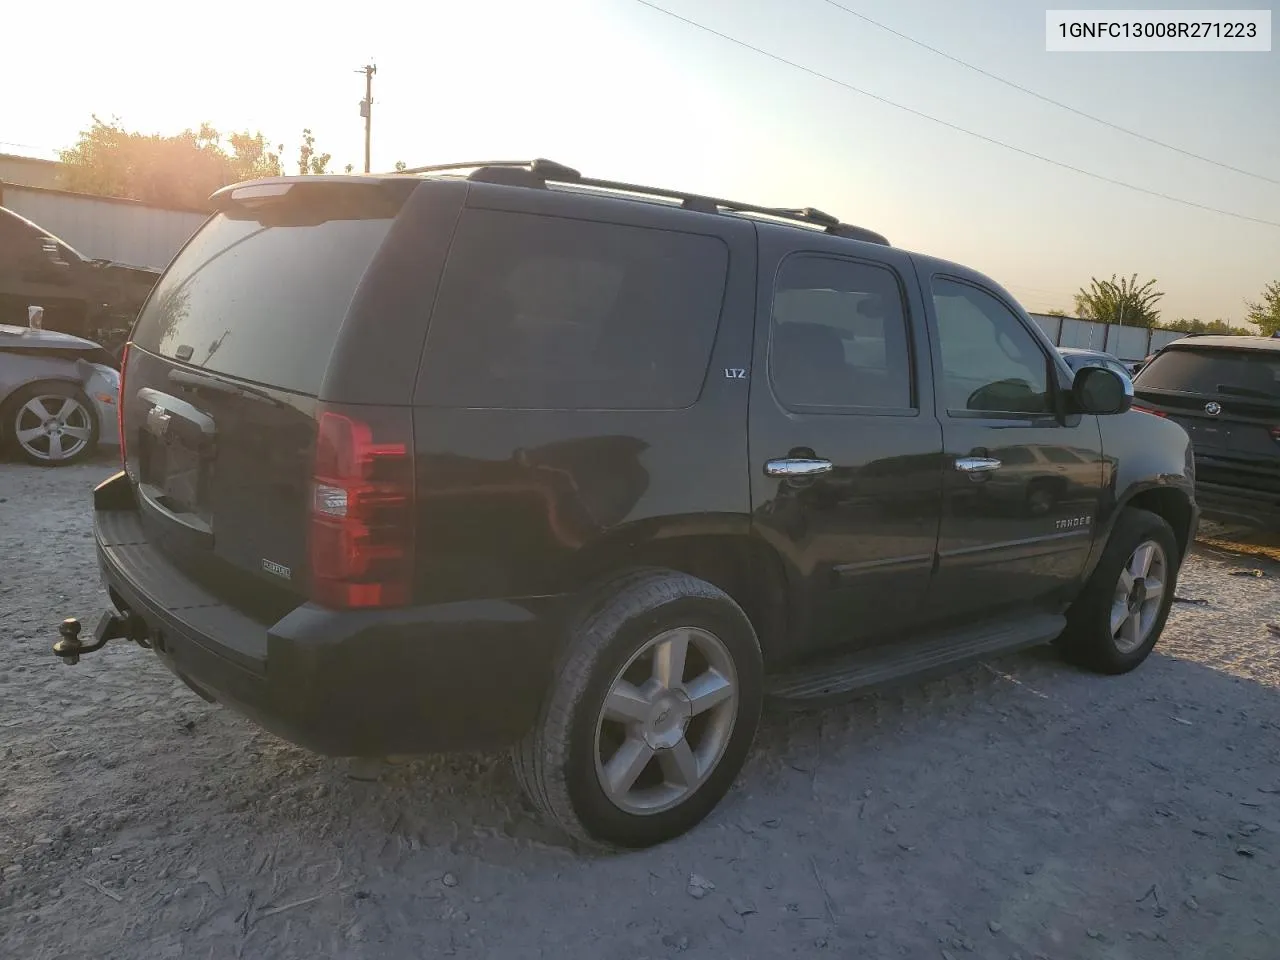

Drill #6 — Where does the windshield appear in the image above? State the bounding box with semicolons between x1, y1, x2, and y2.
1135;347;1280;399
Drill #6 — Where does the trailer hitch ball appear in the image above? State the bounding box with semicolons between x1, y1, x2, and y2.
54;618;85;665
53;613;127;665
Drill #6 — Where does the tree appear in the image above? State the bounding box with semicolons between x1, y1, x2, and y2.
1245;281;1280;337
1044;308;1068;317
1073;274;1164;327
296;128;331;176
1162;317;1243;335
58;116;330;211
394;160;408;172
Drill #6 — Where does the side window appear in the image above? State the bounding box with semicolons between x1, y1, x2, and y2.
770;255;913;411
931;277;1051;415
0;213;41;263
419;210;729;410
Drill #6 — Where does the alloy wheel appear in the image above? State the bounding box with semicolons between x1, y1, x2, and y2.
1110;539;1168;654
593;626;739;816
14;394;93;463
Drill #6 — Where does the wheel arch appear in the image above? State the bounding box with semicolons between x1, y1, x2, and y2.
562;515;792;666
1120;485;1196;561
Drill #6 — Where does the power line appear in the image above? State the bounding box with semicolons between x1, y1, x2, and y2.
818;0;1280;187
634;0;1280;230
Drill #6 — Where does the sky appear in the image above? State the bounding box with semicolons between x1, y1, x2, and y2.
3;0;1277;324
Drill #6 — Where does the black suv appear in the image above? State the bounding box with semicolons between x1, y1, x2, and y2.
1133;335;1280;527
62;160;1197;848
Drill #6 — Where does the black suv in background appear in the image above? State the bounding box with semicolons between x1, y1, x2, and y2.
1134;335;1280;528
62;160;1197;848
0;206;160;353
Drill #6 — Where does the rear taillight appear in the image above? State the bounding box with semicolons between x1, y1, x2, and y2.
117;342;130;469
308;405;414;610
1131;403;1166;418
1270;427;1280;444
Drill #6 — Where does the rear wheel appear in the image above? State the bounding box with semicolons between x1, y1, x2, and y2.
1060;508;1179;674
4;382;99;466
514;569;763;849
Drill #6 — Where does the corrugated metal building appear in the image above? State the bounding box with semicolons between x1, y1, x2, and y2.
0;152;62;190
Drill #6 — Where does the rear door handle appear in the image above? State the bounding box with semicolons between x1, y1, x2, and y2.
955;457;1002;473
765;458;834;478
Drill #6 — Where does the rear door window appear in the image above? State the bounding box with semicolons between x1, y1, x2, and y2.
131;186;402;396
1137;348;1280;400
769;255;914;411
418;210;729;409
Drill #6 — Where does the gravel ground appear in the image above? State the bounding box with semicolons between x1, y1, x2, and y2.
3;456;1279;960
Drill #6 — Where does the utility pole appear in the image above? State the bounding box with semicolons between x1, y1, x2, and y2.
357;63;376;173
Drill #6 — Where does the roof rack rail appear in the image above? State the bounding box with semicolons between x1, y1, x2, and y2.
393;158;889;245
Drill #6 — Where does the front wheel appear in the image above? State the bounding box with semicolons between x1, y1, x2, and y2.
4;382;100;466
513;569;763;849
1060;508;1179;674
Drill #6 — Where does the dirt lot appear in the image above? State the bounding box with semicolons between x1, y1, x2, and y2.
2;456;1279;960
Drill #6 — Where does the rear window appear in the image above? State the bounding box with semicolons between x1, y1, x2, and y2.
418;210;729;409
131;185;401;396
1136;347;1280;399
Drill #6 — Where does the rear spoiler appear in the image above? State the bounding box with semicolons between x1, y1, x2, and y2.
209;177;417;223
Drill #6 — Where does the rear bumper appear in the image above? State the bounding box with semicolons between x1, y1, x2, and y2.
1195;480;1280;529
92;472;557;757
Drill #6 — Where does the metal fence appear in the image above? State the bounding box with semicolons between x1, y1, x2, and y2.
1029;314;1188;363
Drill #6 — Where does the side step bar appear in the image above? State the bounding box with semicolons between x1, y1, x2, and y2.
766;612;1066;706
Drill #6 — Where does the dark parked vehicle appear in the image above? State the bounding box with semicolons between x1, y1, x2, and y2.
60;161;1197;848
1133;336;1280;528
0;206;160;352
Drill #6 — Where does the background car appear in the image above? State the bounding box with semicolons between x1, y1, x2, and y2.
1058;346;1137;384
0;324;119;465
1133;335;1280;529
0;206;160;354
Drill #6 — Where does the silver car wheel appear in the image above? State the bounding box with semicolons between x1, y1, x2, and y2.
1110;539;1168;654
593;626;739;816
14;394;94;463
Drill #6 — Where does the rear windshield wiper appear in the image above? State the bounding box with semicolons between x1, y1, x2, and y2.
1215;384;1280;401
167;368;285;407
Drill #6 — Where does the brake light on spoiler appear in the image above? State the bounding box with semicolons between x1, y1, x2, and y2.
309;405;415;609
1131;403;1167;417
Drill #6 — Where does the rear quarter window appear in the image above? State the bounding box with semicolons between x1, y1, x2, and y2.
418;210;729;409
131;186;402;396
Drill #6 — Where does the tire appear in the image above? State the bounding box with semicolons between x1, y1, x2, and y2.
513;568;763;849
3;381;100;466
1060;508;1179;674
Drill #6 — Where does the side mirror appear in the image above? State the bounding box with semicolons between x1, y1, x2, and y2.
1071;365;1132;415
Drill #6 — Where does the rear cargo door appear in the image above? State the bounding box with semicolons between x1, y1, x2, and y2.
123;182;408;609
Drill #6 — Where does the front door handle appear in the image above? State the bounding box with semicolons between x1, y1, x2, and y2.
955;457;1002;473
765;458;834;478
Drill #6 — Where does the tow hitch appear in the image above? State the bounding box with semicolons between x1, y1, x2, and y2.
53;611;147;665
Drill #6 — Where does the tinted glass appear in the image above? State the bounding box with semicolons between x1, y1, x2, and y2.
131;190;399;395
1136;348;1280;400
932;278;1050;414
419;210;728;409
770;255;913;410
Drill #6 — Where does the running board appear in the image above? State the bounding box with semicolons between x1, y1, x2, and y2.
766;612;1066;705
